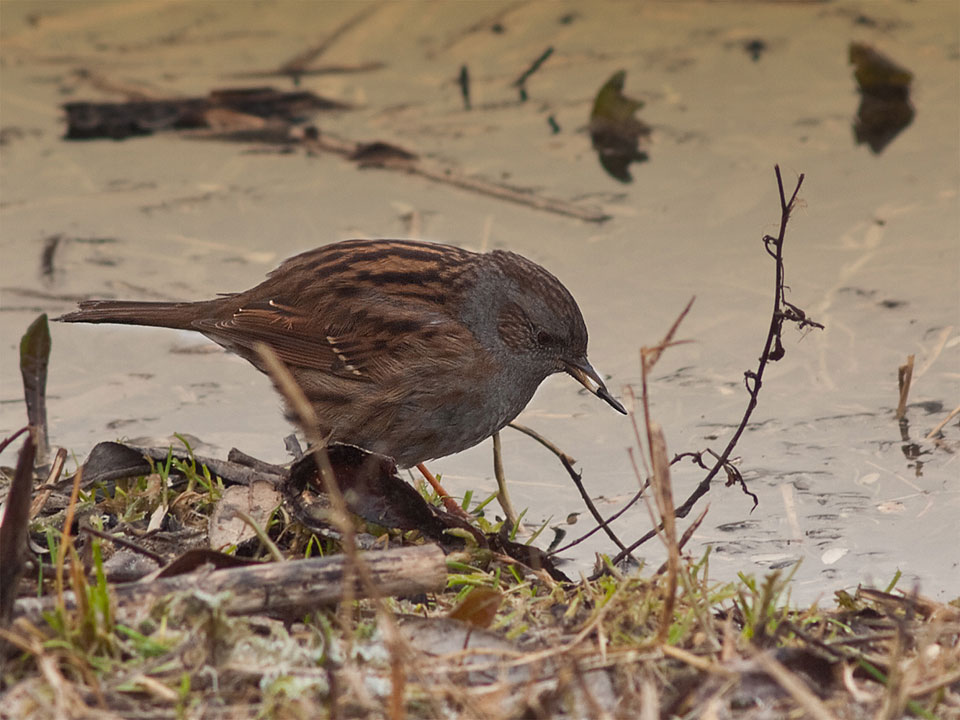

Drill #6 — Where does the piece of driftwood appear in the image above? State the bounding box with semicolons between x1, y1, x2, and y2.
13;544;446;626
63;87;348;140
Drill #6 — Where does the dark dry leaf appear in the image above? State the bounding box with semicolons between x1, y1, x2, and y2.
287;444;451;539
19;314;50;465
80;441;154;486
849;43;914;153
154;548;262;579
493;528;570;582
448;586;504;628
81;440;280;489
589;70;650;182
349;141;419;168
0;434;36;627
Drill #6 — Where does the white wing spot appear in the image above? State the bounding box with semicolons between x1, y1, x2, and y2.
326;336;363;376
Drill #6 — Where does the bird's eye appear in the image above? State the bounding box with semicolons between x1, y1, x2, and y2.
536;330;557;347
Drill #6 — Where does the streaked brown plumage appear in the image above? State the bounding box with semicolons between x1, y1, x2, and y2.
58;238;625;467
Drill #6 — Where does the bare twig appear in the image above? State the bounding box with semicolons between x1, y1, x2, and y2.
508;422;576;465
608;166;820;567
277;5;380;77
653;505;708;577
79;525;164;565
512;46;553;101
436;2;528;54
406;161;610;222
508;421;631;558
549;488;643;556
0;425;30;456
304;130;610;223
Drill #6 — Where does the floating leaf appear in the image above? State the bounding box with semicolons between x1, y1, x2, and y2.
589;70;650;182
849;43;914;153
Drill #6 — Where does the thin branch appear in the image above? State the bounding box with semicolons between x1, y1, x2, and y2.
508;421;632;558
608;166;819;567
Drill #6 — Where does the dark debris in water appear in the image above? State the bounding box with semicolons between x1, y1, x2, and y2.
62;87;349;141
849;42;915;153
589;70;651;182
743;38;768;62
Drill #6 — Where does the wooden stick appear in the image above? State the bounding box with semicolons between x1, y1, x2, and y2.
13;544;447;627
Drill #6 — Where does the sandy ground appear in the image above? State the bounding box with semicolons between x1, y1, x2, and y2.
1;1;958;602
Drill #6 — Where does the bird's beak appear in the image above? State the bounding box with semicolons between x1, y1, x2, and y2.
563;359;627;415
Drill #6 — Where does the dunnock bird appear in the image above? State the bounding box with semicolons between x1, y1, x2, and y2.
59;239;625;468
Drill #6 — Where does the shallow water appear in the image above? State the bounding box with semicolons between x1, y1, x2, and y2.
2;1;957;603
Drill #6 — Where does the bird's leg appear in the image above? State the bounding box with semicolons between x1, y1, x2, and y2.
492;431;519;531
416;462;472;520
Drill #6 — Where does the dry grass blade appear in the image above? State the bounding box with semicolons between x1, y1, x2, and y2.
29;447;67;519
896;354;915;420
253;343;356;549
648;423;679;644
509;420;633;557
642;296;695;370
253;343;455;720
654;505;709;577
925;402;960;440
661;644;735;676
55;465;83;613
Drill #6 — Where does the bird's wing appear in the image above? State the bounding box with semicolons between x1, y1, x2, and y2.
193;295;478;383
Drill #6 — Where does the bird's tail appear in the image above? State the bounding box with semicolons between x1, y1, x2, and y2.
57;300;209;330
